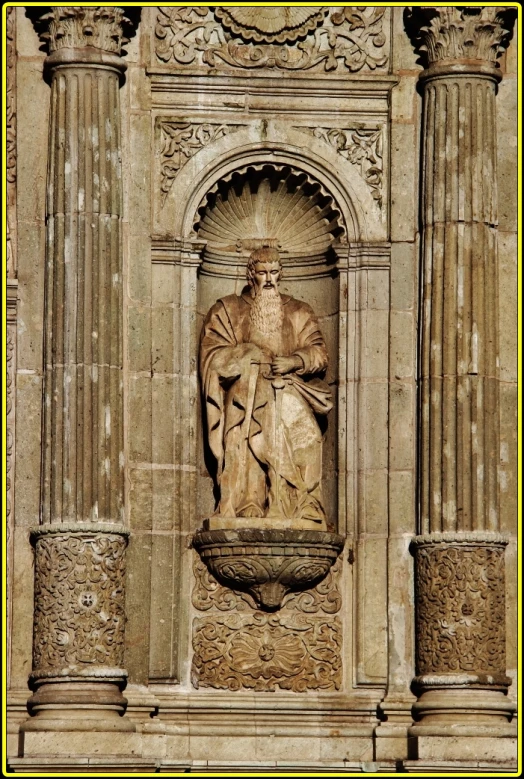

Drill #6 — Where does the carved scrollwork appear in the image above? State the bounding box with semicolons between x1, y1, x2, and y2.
158;120;244;205
32;530;128;676
414;540;507;677
298;126;384;208
155;7;389;73
192;555;342;614
192;612;342;692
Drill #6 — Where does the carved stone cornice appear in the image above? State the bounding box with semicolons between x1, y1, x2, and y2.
28;6;139;55
404;6;517;74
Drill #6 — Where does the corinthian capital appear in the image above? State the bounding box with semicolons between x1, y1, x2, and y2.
404;6;517;69
28;6;140;55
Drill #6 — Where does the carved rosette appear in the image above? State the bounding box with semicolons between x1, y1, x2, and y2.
31;527;128;681
192;612;342;692
192;557;343;691
155;6;389;73
412;534;510;689
404;6;517;71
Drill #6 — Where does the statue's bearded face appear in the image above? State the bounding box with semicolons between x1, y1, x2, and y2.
251;261;281;295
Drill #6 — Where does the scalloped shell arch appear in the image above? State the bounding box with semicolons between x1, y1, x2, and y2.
214;7;328;45
196;166;344;259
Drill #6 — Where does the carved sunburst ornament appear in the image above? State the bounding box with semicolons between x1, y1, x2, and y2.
214;6;328;45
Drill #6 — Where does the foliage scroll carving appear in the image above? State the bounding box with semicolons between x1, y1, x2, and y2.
414;540;507;677
192;612;342;692
155;7;389;73
32;530;128;676
191;556;342;691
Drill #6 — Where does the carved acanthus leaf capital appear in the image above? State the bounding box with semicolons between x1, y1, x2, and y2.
404;6;517;69
28;6;140;55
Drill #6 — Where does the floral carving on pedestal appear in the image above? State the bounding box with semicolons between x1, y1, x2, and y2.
155;7;388;73
158;120;244;205
32;530;128;676
413;536;507;679
191;555;342;691
192;612;342;692
404;6;517;68
299;127;383;208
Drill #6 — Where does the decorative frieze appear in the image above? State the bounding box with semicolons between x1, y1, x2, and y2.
404;6;517;69
158;120;244;205
155;6;389;73
297;126;383;208
412;535;508;682
31;528;128;676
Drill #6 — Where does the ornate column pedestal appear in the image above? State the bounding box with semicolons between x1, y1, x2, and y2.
404;6;517;762
22;7;139;734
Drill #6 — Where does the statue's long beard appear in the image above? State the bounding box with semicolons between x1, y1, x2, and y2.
249;286;284;355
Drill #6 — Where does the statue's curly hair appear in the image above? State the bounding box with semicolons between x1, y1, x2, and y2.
246;246;282;284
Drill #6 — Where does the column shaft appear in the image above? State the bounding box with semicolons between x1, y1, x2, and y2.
42;65;123;526
420;75;499;534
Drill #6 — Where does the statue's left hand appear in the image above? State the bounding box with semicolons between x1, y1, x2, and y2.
271;355;303;375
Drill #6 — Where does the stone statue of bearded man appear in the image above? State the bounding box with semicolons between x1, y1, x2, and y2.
199;247;333;530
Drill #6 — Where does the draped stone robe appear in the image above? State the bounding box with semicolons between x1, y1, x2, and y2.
200;288;333;523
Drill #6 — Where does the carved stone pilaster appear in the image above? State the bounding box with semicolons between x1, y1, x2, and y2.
405;6;517;734
23;6;140;733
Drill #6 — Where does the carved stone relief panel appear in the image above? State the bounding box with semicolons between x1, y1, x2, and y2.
413;536;507;679
192;556;343;691
154;7;390;73
157;119;246;206
32;530;128;676
295;126;384;209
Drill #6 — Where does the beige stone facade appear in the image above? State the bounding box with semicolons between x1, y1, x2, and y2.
5;5;519;773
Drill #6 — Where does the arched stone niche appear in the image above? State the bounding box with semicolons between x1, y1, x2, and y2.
194;162;345;530
150;130;390;686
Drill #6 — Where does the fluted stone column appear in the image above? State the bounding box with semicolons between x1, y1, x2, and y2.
23;7;139;733
405;6;517;738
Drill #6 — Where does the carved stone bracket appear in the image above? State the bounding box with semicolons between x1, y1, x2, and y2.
157;120;245;205
192;528;344;611
297;126;384;208
155;6;389;73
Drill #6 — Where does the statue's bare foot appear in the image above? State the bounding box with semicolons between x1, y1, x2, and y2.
238;504;264;518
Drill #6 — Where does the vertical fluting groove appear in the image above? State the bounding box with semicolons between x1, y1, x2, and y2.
42;63;123;526
419;72;501;535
